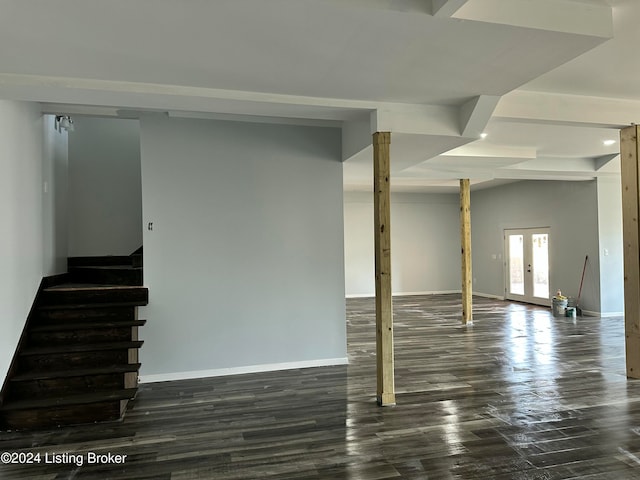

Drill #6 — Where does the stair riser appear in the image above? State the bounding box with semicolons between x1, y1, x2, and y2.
29;327;138;346
68;256;134;267
37;306;137;322
10;374;127;399
131;254;143;268
1;400;125;430
69;267;143;286
19;350;133;372
41;288;148;306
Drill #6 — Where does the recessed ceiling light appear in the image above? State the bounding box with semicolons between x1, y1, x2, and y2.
603;139;616;146
480;133;488;139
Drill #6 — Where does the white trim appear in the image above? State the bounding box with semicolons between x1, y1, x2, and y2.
473;291;505;300
581;310;625;318
346;290;460;299
139;357;349;384
396;290;460;296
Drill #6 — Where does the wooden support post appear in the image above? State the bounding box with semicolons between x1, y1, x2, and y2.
460;178;473;325
620;125;640;378
373;131;396;406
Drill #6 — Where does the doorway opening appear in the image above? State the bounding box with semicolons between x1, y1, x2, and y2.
505;228;550;306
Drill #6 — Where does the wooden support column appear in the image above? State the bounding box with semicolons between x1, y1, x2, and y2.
460;179;473;325
620;125;640;378
373;131;396;406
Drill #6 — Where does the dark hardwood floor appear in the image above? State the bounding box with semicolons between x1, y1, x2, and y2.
2;294;640;479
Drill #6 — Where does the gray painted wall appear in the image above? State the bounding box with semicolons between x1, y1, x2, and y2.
471;180;601;313
0;101;45;381
597;174;624;314
344;191;460;296
42;115;69;275
68;117;142;256
138;116;346;379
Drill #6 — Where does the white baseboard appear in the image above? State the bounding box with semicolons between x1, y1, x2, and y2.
346;290;460;299
581;310;624;318
347;291;507;299
472;291;505;300
139;357;349;384
398;290;460;296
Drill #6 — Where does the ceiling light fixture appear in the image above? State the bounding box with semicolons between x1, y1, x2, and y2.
54;115;74;133
603;139;616;146
480;133;488;139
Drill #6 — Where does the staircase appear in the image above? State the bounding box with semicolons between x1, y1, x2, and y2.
0;253;147;430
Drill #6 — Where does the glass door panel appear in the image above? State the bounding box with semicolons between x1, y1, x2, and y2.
508;235;524;295
532;233;549;299
505;228;550;306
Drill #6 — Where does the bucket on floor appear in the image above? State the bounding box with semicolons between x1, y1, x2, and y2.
565;307;576;318
552;298;568;317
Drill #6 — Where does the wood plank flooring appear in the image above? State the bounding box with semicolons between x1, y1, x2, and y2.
2;294;640;479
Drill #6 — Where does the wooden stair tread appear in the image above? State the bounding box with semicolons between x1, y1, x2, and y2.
11;363;141;381
38;301;148;310
31;320;146;332
44;285;145;292
0;388;138;411
70;265;141;270
21;341;143;356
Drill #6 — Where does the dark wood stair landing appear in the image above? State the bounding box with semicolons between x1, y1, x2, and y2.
0;254;147;431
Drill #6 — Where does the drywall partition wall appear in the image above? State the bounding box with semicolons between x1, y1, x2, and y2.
597;174;624;315
472;180;601;313
42;115;69;275
67;117;142;257
138;116;346;380
344;191;461;296
0;101;45;382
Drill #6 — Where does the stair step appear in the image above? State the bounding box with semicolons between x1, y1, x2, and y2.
29;320;145;345
39;301;146;311
8;373;133;399
68;256;135;267
0;388;138;411
131;253;143;268
37;305;138;321
29;330;138;347
41;286;148;306
31;320;146;332
69;266;143;286
18;342;143;371
21;341;143;356
11;364;141;381
1;401;128;430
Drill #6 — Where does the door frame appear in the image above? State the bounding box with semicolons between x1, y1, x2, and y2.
504;227;551;306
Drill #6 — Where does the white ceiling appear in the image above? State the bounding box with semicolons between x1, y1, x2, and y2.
0;0;634;192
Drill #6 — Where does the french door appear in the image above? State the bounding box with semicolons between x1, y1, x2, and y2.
505;228;550;305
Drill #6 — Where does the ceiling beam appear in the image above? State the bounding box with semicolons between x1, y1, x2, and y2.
430;0;468;17
453;0;612;38
370;104;459;137
595;153;619;171
495;90;640;128
459;95;501;138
